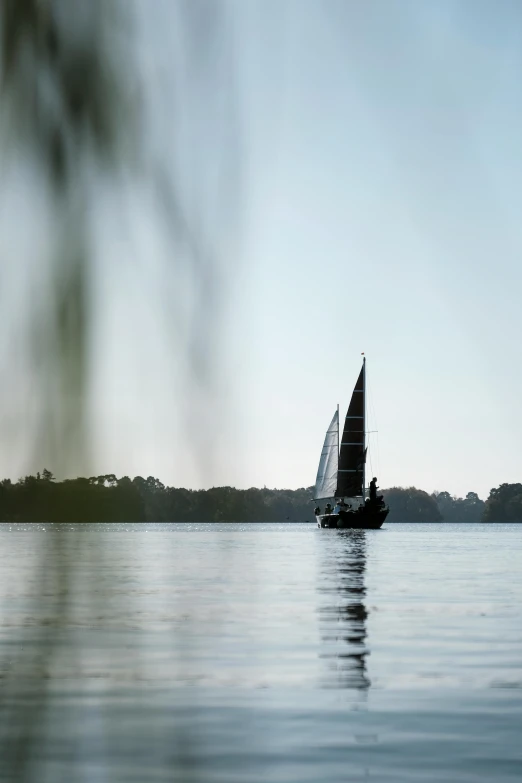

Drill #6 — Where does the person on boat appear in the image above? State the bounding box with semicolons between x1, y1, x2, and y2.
333;501;342;514
314;506;321;516
370;477;379;502
325;502;333;515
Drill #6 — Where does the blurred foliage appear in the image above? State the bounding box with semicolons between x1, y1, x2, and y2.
0;472;316;522
0;3;239;779
0;0;238;481
0;0;127;185
483;483;522;522
0;0;131;475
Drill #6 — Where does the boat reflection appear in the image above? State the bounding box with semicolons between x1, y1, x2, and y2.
318;530;370;690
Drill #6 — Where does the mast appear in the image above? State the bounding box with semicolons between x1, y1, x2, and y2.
337;403;340;458
362;356;366;500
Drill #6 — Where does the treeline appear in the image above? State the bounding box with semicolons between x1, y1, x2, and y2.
383;488;485;523
0;472;313;523
0;472;520;522
481;483;522;523
382;485;522;522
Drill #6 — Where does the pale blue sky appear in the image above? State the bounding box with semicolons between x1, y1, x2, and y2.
1;1;521;498
232;0;522;498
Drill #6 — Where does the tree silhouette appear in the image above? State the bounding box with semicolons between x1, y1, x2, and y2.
483;484;522;522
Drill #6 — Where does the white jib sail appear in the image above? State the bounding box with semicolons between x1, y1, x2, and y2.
314;409;339;500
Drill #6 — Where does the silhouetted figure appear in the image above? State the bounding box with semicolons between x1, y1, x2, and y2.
370;477;378;502
325;502;333;515
314;507;321;516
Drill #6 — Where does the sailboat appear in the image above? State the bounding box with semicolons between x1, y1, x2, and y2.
314;357;389;529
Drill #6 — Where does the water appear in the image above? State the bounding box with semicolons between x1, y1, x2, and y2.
0;522;521;781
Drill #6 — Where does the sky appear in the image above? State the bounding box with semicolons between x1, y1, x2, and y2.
1;0;521;499
231;0;522;499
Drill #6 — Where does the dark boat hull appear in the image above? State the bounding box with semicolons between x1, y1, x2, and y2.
317;504;388;529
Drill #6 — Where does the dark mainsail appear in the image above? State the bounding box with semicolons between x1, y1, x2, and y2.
336;360;366;497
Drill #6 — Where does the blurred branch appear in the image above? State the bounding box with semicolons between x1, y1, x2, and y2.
0;2;241;781
0;0;133;476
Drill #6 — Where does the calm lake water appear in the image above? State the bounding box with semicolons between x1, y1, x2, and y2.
0;522;521;782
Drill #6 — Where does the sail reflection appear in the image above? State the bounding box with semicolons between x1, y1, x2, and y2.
318;530;370;690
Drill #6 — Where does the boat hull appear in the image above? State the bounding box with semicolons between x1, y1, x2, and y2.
316;504;388;529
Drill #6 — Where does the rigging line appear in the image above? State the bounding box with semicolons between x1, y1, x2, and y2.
367;371;381;481
365;368;374;481
368;432;374;480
